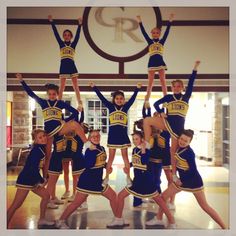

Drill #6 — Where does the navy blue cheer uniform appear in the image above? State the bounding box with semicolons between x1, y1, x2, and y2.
21;80;78;137
154;70;197;139
48;134;65;175
173;146;204;192
158;131;171;170
93;86;140;149
139;22;171;71
50;21;81;77
77;145;109;194
16;144;46;190
126;147;158;198
63;111;85;175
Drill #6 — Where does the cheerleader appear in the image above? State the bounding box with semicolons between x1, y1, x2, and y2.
136;13;174;106
56;130;117;229
148;129;226;229
143;61;200;180
7;129;54;228
16;73;90;177
107;131;175;228
48;15;83;109
90;82;142;186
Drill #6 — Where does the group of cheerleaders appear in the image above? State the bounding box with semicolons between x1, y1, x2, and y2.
7;13;227;229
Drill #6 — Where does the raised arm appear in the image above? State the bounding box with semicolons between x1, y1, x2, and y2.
124;83;142;111
16;73;44;105
71;17;82;48
136;16;153;44
159;13;174;45
48;15;64;47
184;61;200;100
90;82;113;109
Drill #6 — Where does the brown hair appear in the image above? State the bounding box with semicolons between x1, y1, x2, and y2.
132;130;144;139
88;129;100;138
111;90;125;104
31;129;46;143
45;83;59;94
63;29;73;38
180;129;194;140
171;79;185;89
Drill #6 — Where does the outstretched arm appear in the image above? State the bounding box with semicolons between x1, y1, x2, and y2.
71;17;82;48
184;61;200;100
16;73;44;105
124;83;142;111
160;13;174;45
137;16;153;44
153;96;168;114
48;15;64;47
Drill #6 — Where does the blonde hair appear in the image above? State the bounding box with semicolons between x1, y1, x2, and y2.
151;27;161;34
171;79;185;89
31;129;46;143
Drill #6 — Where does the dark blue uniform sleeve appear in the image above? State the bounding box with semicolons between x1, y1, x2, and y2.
159;21;171;45
84;149;97;168
28;147;43;171
142;105;151;118
139;23;153;44
21;80;45;106
154;96;168;113
185;150;198;175
79;109;84;123
71;24;81;48
184;70;197;101
140;149;150;165
93;86;113;110
123;87;140;111
60;101;79;122
50;22;64;48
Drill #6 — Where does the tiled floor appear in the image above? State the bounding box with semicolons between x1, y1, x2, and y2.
7;159;229;230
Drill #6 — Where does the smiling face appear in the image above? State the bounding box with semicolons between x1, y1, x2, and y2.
114;95;125;106
178;134;192;148
171;81;184;94
132;134;142;146
89;131;101;145
151;28;161;39
63;30;73;42
35;132;47;145
47;89;58;101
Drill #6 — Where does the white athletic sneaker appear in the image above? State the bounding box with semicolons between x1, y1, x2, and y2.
61;191;70;199
145;217;164;226
38;218;55;226
107;217;125;228
67;194;75;202
102;177;109;186
55;220;70;229
47;201;59;209
167;202;176;210
52;197;64;205
80;202;88;209
126;176;132;187
168;223;177;229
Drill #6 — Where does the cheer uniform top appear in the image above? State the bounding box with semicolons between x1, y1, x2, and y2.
77;145;109;194
93;86;140;149
173;146;204;192
16;144;46;190
50;22;81;77
139;22;171;71
21;80;79;137
48;134;65;175
154;70;197;139
126;147;158;198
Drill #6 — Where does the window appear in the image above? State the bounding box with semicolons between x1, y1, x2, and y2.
86;100;109;133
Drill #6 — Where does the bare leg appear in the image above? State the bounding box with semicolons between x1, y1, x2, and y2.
46;174;60;199
102;186;117;216
71;76;81;104
152;194;175;224
193;191;226;229
44;136;53;178
164;169;175;204
60;192;88;220
72;174;80;195
59;77;67;100
59;121;87;143
143;116;166;142
105;148;116;179
170;137;178;175
158;69;167;96
7;189;29;227
62;161;70;193
116;189;130;218
121;148;130;178
32;187;50;220
146;70;155;101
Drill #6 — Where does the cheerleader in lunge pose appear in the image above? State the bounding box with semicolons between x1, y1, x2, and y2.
7;129;54;228
147;130;226;229
90;82;142;186
136;13;174;107
48;15;83;109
